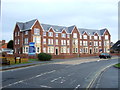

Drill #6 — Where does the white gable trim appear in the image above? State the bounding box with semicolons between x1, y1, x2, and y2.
30;19;38;30
82;31;89;36
47;27;55;32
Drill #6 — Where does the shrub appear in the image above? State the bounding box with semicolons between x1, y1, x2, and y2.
38;53;52;61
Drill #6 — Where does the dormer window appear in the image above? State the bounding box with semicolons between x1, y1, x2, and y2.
34;28;40;35
67;34;70;38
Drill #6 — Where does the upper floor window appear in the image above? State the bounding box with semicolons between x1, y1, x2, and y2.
67;34;70;38
67;40;70;45
80;35;82;39
43;47;46;53
56;33;58;37
56;39;58;45
62;33;66;38
99;36;101;40
43;38;46;44
33;37;40;43
61;40;66;45
83;41;88;46
94;36;98;40
43;32;46;36
25;31;28;35
99;42;101;46
89;42;92;46
94;41;98;46
18;39;19;44
18;32;20;36
73;33;77;38
15;40;16;45
24;38;28;44
89;36;92;39
80;41;82;46
34;28;40;35
105;35;108;40
48;32;53;37
15;32;17;37
48;39;53;45
83;35;87;39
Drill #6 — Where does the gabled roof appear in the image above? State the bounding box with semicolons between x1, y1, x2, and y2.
16;19;37;31
16;19;107;35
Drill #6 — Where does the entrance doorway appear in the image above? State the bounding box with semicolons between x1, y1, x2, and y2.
55;48;58;55
90;49;92;54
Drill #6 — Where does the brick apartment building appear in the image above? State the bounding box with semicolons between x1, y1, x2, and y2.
13;19;111;58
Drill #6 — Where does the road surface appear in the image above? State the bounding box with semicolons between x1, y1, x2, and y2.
1;57;119;89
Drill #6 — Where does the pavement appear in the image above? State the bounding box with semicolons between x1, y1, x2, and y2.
0;56;118;71
1;56;119;89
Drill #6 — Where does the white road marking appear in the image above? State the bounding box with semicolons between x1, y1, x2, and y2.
40;85;52;88
51;77;62;82
74;84;80;90
2;70;56;88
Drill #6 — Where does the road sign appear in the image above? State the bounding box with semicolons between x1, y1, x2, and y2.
29;42;36;55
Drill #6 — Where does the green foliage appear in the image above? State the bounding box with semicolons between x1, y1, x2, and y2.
7;40;13;49
38;53;52;61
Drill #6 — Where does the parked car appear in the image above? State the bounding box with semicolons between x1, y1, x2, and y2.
99;53;112;59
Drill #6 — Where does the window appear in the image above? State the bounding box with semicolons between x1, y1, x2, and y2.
48;39;53;45
48;47;54;53
73;39;78;45
43;47;46;53
83;35;87;39
80;35;82;39
61;47;66;53
90;42;92;46
18;32;19;36
94;41;98;46
89;36;92;39
76;48;78;53
56;33;58;37
34;28;40;35
56;39;58;45
99;42;101;46
104;41;109;46
26;47;28;53
94;36;98;40
43;32;46;36
105;35;108;40
24;38;28;44
48;32;53;37
99;36;101;40
62;33;66;38
73;33;77;38
61;40;66;45
34;37;40;43
43;39;46;44
83;48;88;53
67;34;70;38
83;41;88;46
37;47;39;53
80;41;82;46
15;40;16;45
25;31;28;35
80;48;82;53
67;40;70;45
18;39;19;44
67;48;70;53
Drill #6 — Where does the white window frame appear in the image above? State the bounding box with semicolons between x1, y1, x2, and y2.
34;28;40;35
67;34;70;38
56;33;58;37
62;33;66;38
43;32;46;36
48;32;53;37
105;35;108;40
56;39;58;45
18;39;19;44
25;31;28;35
83;35;87;39
94;36;98;40
73;33;77;38
67;40;70;45
43;38;46;44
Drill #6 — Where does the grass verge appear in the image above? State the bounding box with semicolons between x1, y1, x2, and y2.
114;63;120;69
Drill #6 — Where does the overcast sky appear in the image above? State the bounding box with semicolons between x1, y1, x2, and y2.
1;0;119;43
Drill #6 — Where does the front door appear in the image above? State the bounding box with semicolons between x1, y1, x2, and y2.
56;48;58;55
90;49;92;54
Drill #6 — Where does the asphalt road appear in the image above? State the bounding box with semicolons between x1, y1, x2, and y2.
1;57;119;89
